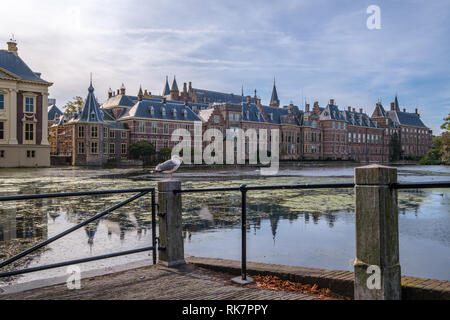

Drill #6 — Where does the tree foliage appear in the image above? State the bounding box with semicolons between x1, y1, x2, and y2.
440;113;450;131
158;147;172;161
64;96;85;115
128;141;156;160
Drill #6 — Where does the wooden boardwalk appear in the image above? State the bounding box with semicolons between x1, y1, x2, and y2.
0;264;323;300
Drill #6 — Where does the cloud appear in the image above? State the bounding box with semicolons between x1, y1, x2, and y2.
0;0;448;133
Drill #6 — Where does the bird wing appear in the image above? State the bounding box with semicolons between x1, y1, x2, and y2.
155;159;178;172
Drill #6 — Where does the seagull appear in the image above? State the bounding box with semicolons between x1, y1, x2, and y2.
151;155;183;179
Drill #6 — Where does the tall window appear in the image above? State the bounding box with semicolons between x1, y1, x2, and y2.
0;121;4;140
163;123;169;134
138;121;145;133
109;130;115;138
91;142;98;154
109;143;115;154
78;142;85;154
152;122;157;134
91;126;98;138
0;94;4;110
121;143;127;154
24;123;34;142
25;97;34;113
163;140;169;148
121;131;127;139
103;127;108;138
78;126;85;138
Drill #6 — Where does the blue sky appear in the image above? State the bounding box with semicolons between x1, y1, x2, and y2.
1;0;449;133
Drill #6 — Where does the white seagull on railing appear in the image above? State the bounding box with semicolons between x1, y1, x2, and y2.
151;155;183;179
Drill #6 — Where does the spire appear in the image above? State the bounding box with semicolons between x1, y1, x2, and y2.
138;85;143;101
171;76;179;92
394;94;400;111
270;77;280;107
78;77;104;123
163;75;170;96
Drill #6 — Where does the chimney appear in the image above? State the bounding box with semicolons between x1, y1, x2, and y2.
183;82;187;94
7;39;18;56
120;83;126;95
305;104;310;112
330;99;334;105
352;108;356;112
162;97;166;104
415;108;418;114
390;102;395;111
188;81;192;92
246;95;251;104
108;88;113;99
144;89;148;96
313;101;319;110
359;108;363;113
289;103;294;108
117;89;120;96
348;106;351;112
403;108;406;112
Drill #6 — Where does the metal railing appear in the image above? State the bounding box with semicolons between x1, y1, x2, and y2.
174;180;450;282
0;188;159;279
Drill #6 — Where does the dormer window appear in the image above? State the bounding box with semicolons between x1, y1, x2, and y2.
183;109;188;118
90;113;96;121
173;108;177;117
162;107;166;116
150;106;155;116
246;111;250;119
270;113;273;120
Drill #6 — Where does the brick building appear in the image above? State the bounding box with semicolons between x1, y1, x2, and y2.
50;77;433;165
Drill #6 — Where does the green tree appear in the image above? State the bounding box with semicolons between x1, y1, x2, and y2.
440;113;450;131
128;141;156;163
420;136;443;165
64;96;85;115
158;147;172;161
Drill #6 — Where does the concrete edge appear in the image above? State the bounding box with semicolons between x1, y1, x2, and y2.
0;259;155;295
186;257;450;300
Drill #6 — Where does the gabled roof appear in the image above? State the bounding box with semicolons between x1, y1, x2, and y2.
372;103;387;118
387;110;427;128
241;103;266;123
48;104;63;121
101;94;135;109
320;104;346;121
0;50;50;84
71;82;104;123
122;100;202;122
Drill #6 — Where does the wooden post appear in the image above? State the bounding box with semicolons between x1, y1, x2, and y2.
158;180;185;267
354;164;401;300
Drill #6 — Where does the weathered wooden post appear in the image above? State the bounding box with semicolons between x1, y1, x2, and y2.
158;180;185;267
354;164;401;300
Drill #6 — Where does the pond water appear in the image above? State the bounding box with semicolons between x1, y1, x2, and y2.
0;164;449;286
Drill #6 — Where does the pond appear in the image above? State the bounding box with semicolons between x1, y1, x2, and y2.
0;163;449;286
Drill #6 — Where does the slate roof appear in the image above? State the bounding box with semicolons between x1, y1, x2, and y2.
0;50;50;83
387;110;427;128
70;82;104;123
171;77;179;91
241;103;266;123
48;104;63;121
193;88;255;104
371;103;387;118
341;110;378;128
122;100;202;122
261;105;291;124
163;76;170;95
102;94;135;109
270;80;280;105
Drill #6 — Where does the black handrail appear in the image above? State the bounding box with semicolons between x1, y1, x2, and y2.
0;188;158;279
174;180;450;282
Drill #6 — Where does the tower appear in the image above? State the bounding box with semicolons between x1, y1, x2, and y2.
270;78;280;107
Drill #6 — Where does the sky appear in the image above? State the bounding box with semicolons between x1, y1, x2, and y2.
1;0;449;133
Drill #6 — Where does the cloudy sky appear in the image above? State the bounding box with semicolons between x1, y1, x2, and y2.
1;0;449;133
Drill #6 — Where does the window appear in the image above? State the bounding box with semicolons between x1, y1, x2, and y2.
91;126;98;138
121;131;127;139
91;142;98;154
312;121;317;129
103;127;108;138
163;140;169;148
163;123;169;134
90;113;96;121
78;142;85;154
152;122;157;134
0;150;4;158
343;123;346;130
121;143;127;154
24;123;34;142
0;122;4;140
78;126;85;138
0;94;4;110
332;121;335;129
162;107;166;116
138;121;145;133
26;150;35;158
109;130;115;138
25;97;34;113
109;143;115;154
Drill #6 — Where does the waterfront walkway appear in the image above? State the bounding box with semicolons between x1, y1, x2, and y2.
0;263;324;300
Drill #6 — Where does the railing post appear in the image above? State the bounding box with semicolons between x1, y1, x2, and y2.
157;180;185;267
151;190;157;265
232;184;253;284
354;164;401;300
